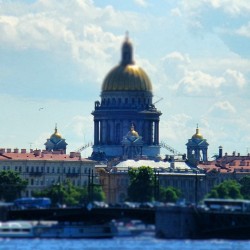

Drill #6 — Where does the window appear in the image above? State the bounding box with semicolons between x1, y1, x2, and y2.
47;167;50;173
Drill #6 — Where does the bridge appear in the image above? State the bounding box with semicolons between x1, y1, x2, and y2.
7;207;155;224
5;205;250;239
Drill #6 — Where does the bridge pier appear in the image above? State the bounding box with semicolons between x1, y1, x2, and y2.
155;206;198;239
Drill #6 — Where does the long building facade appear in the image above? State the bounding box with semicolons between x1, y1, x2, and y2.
92;36;162;159
0;148;96;198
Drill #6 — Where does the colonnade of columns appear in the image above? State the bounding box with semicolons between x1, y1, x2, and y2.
94;119;160;146
187;148;208;162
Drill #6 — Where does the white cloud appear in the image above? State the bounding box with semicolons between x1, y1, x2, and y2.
71;115;93;138
163;51;190;64
160;113;192;153
208;100;236;115
236;22;250;38
181;0;250;16
160;51;191;90
170;8;182;17
0;0;149;85
134;0;148;7
224;69;246;88
174;70;225;96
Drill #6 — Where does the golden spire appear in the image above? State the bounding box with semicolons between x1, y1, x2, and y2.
121;31;134;66
125;30;129;42
50;123;62;139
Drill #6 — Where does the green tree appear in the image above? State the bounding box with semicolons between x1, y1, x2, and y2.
239;176;250;199
207;179;243;199
92;185;106;202
33;180;105;206
0;170;28;202
159;186;182;203
127;166;155;202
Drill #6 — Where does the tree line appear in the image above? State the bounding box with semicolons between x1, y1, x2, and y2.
1;167;250;205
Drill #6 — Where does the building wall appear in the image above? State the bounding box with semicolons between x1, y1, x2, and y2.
98;166;207;204
0;150;97;197
99;164;250;205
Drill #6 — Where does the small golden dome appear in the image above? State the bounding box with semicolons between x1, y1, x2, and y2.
192;126;203;140
50;125;62;140
128;124;139;137
102;34;153;92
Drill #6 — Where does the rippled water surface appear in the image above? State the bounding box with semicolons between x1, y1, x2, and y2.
0;237;249;250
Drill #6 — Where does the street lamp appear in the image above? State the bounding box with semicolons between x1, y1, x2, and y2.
194;169;204;206
195;170;198;206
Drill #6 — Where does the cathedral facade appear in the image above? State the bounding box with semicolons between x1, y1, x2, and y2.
92;36;161;159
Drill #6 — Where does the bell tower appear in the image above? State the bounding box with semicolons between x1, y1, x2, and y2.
186;125;209;163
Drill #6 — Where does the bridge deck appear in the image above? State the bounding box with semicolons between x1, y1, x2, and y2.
7;207;155;224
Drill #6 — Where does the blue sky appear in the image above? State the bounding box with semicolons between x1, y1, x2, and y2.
0;0;250;158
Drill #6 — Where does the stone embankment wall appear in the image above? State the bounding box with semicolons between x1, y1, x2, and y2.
155;206;198;239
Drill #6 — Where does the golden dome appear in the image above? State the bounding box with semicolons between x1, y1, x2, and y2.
102;65;152;92
192;126;203;140
50;125;62;140
101;34;153;92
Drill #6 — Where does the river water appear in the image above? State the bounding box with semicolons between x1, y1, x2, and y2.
0;236;249;250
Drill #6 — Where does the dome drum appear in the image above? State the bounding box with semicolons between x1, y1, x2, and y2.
99;90;153;110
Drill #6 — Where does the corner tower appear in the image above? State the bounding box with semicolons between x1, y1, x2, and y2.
44;125;67;153
92;35;162;158
186;125;209;163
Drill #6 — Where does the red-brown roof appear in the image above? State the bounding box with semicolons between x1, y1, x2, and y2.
199;158;250;174
0;150;94;162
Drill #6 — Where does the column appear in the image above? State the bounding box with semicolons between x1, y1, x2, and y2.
94;121;99;145
110;120;115;144
149;121;153;145
154;121;159;145
156;121;159;144
143;121;148;144
202;148;208;162
101;120;107;144
100;120;103;145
